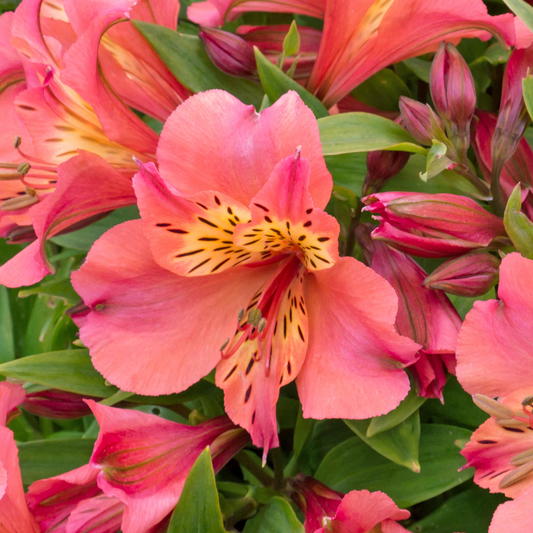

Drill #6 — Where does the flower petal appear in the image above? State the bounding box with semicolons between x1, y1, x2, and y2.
489;493;533;533
71;220;278;395
65;495;124;533
298;257;421;420
157;90;332;209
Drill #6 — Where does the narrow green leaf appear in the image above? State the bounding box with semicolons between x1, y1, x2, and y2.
0;287;14;363
367;387;426;437
293;408;316;459
18;278;80;304
133;21;263;107
315;424;473;508
502;0;533;32
318;113;427;156
168;448;227;533
253;497;304;533
504;184;533;259
345;410;421;472
523;74;533;124
18;438;95;485
254;47;329;119
282;21;300;57
402;57;431;83
420;140;453;182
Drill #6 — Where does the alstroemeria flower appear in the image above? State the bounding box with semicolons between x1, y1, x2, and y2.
357;228;461;399
305;0;515;107
290;475;410;533
488;492;533;533
188;0;325;28
363;192;508;258
456;253;533;397
71;90;420;458
87;402;249;533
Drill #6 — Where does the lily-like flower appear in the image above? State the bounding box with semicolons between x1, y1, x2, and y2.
289;475;410;533
456;253;533;398
71;90;420;458
363;191;507;258
87;401;249;533
188;0;325;28
358;228;461;399
306;0;515;107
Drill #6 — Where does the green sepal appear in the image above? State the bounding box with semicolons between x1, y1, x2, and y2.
504;184;533;259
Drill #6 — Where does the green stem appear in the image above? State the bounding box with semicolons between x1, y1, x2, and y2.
490;160;506;217
342;201;364;258
271;448;285;491
99;391;134;406
234;451;274;487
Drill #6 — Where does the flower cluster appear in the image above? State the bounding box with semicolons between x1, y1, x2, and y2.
1;0;533;531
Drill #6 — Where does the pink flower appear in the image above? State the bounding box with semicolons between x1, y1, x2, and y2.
363;191;507;258
21;389;98;419
71;90;420;459
456;253;533;398
188;0;325;28
306;0;515;107
87;402;249;533
488;493;533;533
290;475;410;533
358;228;461;399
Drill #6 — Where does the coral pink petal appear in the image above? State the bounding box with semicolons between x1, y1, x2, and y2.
0;428;39;532
88;402;235;533
297;257;421;420
461;389;533;499
333;490;410;531
456;253;533;397
61;11;158;155
0;240;51;288
0;382;25;426
66;495;124;533
157;90;331;209
489;493;533;533
71;220;279;395
514;18;533;50
307;0;515;107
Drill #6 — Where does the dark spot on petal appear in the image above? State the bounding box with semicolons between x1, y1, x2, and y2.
168;229;188;234
251;411;256;424
214;246;231;251
214;196;221;205
176;249;204;257
298;325;305;342
196;202;208;210
503;427;525;433
227;207;233;215
287;361;292;375
223;365;238;382
298;235;306;241
303;221;312;227
265;216;273;223
306;208;313;214
228;219;237;226
198;217;218;228
211;258;231;272
283;316;287;339
244;385;252;403
254;203;269;212
478;440;497;444
314;254;330;264
198;237;218;241
318;237;330;242
156;223;171;227
188;258;211;273
245;358;254;375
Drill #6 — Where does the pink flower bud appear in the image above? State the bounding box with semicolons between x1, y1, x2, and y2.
199;27;257;79
424;252;500;297
362;149;411;196
492;45;533;170
21;389;97;419
399;96;445;146
362;192;507;258
430;42;476;154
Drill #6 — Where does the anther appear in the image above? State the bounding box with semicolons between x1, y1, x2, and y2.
25;187;37;197
220;337;230;351
511;448;533;466
258;318;267;333
0;194;39;211
522;395;533;407
499;460;533;489
247;308;262;327
17;162;31;175
238;308;245;322
14;136;21;149
473;394;515;419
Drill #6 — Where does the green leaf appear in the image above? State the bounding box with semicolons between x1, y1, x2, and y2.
168;448;227;533
0;287;14;363
133;21;263;107
282;21;300;57
504;184;533;259
254;47;329;119
502;0;533;32
367;387;426;437
409;486;507;533
18;438;95;485
420;140;453;182
351;69;412;112
18;278;80;304
0;349;119;397
524;74;533;128
345;410;421;472
251;497;304;533
315;424;473;508
402;58;432;83
318;113;426;156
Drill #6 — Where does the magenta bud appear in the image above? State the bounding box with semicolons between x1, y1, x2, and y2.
199;27;258;79
424;252;500;297
22;389;98;419
362;191;507;258
430;42;476;147
362;149;410;196
399;96;445;146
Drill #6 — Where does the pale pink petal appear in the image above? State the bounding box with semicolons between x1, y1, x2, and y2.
514;17;533;50
332;490;410;532
71;220;279;395
88;402;236;533
456;253;533;397
0;240;50;288
297;257;421;420
66;495;123;533
157;90;332;209
489;493;533;533
0;382;25;426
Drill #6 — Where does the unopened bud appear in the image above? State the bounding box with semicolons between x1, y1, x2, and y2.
430;42;476;157
17;162;30;175
399;97;446;146
472;394;515;419
423;253;500;297
362;149;410;196
199;27;257;79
